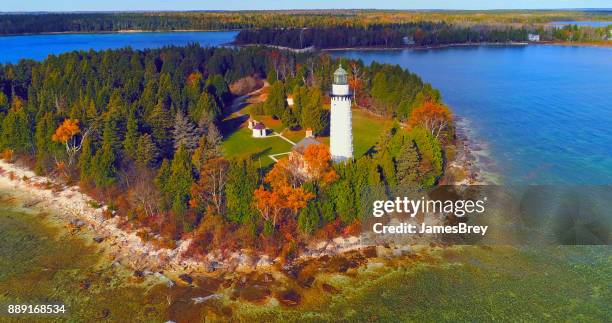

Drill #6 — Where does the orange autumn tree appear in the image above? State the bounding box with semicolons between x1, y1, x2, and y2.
253;158;314;229
52;119;89;166
303;144;338;185
408;101;452;139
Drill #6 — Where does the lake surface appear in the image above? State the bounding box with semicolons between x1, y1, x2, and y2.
0;31;238;63
332;45;612;185
549;21;611;27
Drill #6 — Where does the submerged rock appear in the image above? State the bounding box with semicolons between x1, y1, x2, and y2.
322;283;340;294
70;219;85;227
179;274;193;284
206;261;222;273
93;236;104;243
79;280;91;290
192;294;222;304
279;290;301;306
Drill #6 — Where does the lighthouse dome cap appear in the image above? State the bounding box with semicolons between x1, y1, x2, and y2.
334;64;348;76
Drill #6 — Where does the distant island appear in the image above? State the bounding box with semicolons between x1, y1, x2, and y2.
0;10;610;48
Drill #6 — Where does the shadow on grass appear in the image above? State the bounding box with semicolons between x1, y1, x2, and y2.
221;114;250;138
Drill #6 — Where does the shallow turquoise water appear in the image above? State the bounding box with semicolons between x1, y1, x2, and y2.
333;45;612;184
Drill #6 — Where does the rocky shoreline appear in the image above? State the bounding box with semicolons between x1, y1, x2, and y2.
445;116;501;185
0;159;409;283
0;115;493;288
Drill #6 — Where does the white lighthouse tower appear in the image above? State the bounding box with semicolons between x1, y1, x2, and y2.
330;65;354;163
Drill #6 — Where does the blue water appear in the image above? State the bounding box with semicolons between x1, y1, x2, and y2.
0;31;238;63
549;21;611;28
333;45;612;185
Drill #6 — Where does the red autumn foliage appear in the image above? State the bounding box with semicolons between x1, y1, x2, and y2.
408;101;452;139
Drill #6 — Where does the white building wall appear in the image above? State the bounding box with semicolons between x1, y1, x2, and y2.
332;84;350;96
330;95;353;162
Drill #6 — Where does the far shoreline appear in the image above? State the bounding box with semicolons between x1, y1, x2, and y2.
0;29;240;37
1;29;609;50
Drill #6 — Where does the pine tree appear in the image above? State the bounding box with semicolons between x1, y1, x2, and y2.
1;104;32;154
379;151;397;190
301;87;327;135
123;114;139;160
190;92;220;123
170;145;194;217
91;141;116;187
173;110;200;152
34;112;57;173
192;121;223;171
155;159;172;211
264;82;287;118
135;133;158;169
396;140;421;188
225;159;259;224
78;136;93;182
0;92;8;112
298;202;320;234
148;101;173;158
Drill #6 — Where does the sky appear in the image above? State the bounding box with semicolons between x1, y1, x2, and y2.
2;1;611;12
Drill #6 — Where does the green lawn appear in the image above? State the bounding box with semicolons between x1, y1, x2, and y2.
222;108;393;166
316;109;394;157
352;109;394;157
222;127;294;167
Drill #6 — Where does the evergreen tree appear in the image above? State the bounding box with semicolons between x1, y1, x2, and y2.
301;87;327;135
263;82;286;118
190;91;220;123
135;133;158;169
1;103;33;154
155;159;172;211
91;141;116;187
173;110;200;152
192;120;223;171
34;112;57;173
378;151;397;190
123;114;139;160
298;201;320;234
148;101;173;158
78;136;93;182
205;74;230;104
0;92;8;112
410;126;443;187
225;158;259;224
170;145;194;218
396;140;421;188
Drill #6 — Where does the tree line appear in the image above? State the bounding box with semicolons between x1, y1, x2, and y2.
0;10;609;35
235;22;611;49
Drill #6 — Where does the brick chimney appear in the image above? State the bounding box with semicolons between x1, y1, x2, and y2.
305;128;314;138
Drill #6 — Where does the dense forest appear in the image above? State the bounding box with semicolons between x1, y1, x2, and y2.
0;10;610;35
235;24;536;48
0;45;453;258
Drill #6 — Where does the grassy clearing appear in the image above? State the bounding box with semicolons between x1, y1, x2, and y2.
222;127;294;167
351;109;394;157
223;107;393;166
